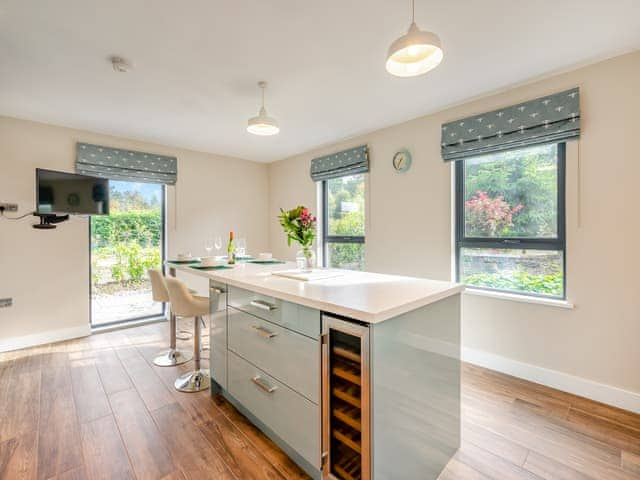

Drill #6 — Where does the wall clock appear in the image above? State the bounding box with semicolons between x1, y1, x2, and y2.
392;149;412;173
67;193;80;206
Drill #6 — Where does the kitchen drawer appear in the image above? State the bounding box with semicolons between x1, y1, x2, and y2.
228;351;320;468
227;285;320;338
228;308;319;403
209;281;228;388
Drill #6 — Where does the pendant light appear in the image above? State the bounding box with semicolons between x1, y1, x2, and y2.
386;0;443;77
247;81;279;136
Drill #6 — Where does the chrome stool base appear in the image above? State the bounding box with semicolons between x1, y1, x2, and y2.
153;348;193;367
174;369;210;392
176;330;192;341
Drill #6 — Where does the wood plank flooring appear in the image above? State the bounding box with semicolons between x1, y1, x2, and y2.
0;320;639;480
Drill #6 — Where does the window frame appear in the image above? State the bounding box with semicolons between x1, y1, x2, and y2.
321;177;365;268
455;142;567;299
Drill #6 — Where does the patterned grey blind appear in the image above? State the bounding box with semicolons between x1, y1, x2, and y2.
76;143;177;185
310;145;369;181
441;88;580;162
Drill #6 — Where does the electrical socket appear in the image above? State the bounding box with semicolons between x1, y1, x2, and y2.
0;298;12;308
0;203;18;213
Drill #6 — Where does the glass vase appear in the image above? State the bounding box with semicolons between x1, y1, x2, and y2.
296;247;316;272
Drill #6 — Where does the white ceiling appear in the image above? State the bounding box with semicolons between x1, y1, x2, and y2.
1;1;639;162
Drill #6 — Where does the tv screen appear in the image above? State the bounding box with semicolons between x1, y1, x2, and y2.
36;169;109;215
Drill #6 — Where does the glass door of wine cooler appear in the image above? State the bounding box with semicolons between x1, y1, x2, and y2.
322;315;370;480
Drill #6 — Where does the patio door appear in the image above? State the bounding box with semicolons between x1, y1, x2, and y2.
90;181;166;327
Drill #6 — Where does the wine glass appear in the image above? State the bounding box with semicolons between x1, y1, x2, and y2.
214;235;222;257
204;239;213;257
236;237;247;257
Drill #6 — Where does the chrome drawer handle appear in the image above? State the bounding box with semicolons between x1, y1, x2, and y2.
210;287;225;294
251;324;278;339
250;299;277;311
251;375;277;393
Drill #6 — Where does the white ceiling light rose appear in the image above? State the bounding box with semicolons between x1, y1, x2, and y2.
110;56;132;73
247;81;279;136
386;0;443;78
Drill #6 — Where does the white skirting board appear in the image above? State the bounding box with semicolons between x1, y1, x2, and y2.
0;324;91;353
463;346;640;414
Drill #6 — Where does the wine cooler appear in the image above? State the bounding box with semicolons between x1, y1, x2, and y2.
322;314;370;480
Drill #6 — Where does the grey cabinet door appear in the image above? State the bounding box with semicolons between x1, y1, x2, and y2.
228;308;320;403
227;351;320;468
227;285;320;338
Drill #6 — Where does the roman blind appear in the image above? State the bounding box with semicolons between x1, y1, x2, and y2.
76;142;177;185
310;145;369;181
441;88;580;162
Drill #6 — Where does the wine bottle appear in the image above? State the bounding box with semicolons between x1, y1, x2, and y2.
227;231;236;265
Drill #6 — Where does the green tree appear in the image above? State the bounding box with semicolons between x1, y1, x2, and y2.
464;144;558;237
109;187;160;212
326;175;365;269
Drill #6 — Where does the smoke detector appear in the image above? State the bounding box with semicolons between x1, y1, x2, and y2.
110;56;132;73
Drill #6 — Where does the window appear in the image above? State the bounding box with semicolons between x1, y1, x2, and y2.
455;143;566;298
322;174;365;269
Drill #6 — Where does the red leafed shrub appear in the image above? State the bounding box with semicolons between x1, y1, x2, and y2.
465;191;523;236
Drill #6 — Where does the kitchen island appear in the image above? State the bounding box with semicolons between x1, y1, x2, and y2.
169;261;462;480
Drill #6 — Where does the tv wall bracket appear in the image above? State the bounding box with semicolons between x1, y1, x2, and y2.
32;213;69;230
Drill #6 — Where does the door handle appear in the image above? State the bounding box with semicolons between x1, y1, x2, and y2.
251;375;277;393
250;299;277;311
251;324;278;339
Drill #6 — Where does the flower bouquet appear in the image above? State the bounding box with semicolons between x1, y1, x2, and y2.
278;206;317;271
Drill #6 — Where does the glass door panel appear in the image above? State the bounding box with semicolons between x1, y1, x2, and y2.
323;315;370;480
90;181;165;327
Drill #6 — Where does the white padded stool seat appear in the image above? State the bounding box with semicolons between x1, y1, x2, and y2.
148;269;192;367
165;277;209;317
165;276;211;392
148;269;170;303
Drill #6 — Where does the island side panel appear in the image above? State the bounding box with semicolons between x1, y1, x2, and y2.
371;294;461;480
210;280;228;390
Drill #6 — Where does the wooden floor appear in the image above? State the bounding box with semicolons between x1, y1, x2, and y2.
1;321;639;480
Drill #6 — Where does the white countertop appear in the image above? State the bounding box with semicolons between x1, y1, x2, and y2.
168;261;463;323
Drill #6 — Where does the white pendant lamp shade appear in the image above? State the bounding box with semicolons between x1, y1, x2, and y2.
386;1;443;77
247;81;279;136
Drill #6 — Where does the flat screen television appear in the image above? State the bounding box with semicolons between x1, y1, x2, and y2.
36;168;109;215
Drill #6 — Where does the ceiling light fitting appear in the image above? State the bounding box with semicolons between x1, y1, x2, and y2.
110;56;132;73
247;81;279;136
386;0;443;77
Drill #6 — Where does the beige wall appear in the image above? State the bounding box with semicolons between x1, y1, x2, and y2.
268;52;640;395
0;116;269;345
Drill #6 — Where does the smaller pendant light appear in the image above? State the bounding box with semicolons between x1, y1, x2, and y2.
247;81;279;136
386;0;443;78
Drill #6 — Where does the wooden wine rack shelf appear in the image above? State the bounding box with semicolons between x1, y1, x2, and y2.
333;346;361;363
332;358;361;386
333;402;361;431
333;386;361;409
334;455;361;480
333;425;362;453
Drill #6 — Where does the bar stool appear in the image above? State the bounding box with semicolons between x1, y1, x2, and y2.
148;269;193;367
165;276;211;392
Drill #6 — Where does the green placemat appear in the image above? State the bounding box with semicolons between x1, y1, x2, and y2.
247;260;286;264
168;259;200;264
190;265;233;271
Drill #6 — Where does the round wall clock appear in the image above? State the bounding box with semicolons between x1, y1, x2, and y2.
392;149;412;173
67;193;80;206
